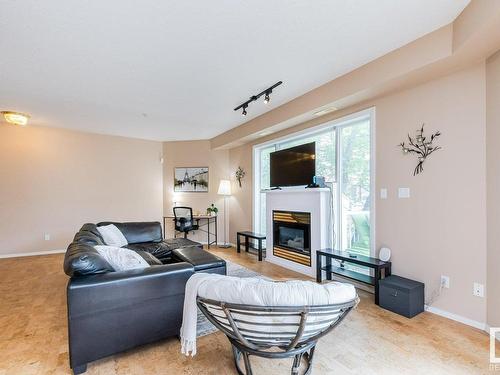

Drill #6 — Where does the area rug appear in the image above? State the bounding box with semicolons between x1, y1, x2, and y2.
196;260;263;337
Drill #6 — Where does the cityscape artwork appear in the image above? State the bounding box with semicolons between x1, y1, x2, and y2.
174;167;209;192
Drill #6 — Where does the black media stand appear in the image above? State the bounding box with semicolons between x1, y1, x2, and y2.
316;249;391;305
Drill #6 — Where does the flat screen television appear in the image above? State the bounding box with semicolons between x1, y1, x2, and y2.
270;142;316;188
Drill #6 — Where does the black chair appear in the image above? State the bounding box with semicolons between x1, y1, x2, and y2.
173;206;199;239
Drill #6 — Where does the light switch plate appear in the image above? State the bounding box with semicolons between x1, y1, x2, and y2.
398;187;410;198
441;275;450;289
44;233;50;241
380;188;388;199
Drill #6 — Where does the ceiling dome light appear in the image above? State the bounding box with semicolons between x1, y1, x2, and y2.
1;111;30;126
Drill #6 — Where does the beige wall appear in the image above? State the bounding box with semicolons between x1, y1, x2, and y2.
487;50;500;328
162;141;230;244
0;124;163;256
375;63;486;323
229;144;254;236
228;63;488;323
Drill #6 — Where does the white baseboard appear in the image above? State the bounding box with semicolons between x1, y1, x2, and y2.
0;249;66;259
425;304;487;331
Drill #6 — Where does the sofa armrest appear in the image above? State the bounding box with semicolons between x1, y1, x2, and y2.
67;262;194;316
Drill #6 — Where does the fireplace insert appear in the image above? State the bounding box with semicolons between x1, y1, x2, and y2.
273;211;311;266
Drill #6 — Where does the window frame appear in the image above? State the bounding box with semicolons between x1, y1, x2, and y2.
252;107;376;256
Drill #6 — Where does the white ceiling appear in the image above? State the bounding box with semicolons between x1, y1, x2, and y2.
0;0;469;141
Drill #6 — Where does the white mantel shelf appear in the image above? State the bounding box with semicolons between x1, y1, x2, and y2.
264;187;330;194
265;188;332;278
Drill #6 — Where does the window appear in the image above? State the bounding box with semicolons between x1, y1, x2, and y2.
253;109;374;256
338;120;371;256
258;145;275;234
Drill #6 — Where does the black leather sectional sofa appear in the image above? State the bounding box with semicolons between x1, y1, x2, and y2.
63;221;226;374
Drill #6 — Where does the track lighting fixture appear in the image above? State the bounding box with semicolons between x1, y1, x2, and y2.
234;81;282;115
264;92;270;104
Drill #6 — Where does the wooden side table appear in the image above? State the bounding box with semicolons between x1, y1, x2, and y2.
316;249;391;305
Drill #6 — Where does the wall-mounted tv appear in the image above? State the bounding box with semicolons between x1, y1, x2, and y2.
270;142;316;188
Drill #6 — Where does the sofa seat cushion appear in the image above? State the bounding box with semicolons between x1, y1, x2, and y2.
163;238;202;250
136;250;163;265
172;247;225;272
125;242;174;262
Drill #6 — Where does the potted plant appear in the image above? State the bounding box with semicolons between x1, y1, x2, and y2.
206;203;218;216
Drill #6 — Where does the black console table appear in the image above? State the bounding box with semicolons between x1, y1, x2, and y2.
316;249;391;305
237;231;266;261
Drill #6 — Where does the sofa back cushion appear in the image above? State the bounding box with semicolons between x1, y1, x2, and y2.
97;221;162;244
97;224;128;247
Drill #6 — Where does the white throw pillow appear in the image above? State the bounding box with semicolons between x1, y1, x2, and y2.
97;224;128;247
95;245;150;271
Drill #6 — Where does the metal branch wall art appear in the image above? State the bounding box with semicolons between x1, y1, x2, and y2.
399;124;441;176
235;166;246;187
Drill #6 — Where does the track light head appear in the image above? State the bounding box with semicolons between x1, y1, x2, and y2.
264;92;270;104
242;106;247;116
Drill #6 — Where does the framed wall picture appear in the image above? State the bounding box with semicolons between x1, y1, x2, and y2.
174;167;209;192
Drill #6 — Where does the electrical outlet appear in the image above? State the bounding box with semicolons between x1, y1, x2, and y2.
44;233;50;241
441;275;450;289
473;282;484;297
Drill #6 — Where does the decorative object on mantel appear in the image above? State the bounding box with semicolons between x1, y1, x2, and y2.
235;166;246;187
398;124;441;176
206;203;218;216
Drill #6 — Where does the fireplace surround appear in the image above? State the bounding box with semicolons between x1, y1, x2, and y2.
265;188;331;277
273;210;311;266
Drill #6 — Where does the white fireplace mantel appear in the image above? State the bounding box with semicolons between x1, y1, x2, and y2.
265;188;332;277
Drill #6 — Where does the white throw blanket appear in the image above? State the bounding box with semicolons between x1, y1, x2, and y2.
180;273;357;356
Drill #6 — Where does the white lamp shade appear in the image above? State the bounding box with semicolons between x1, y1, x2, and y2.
218;180;231;196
